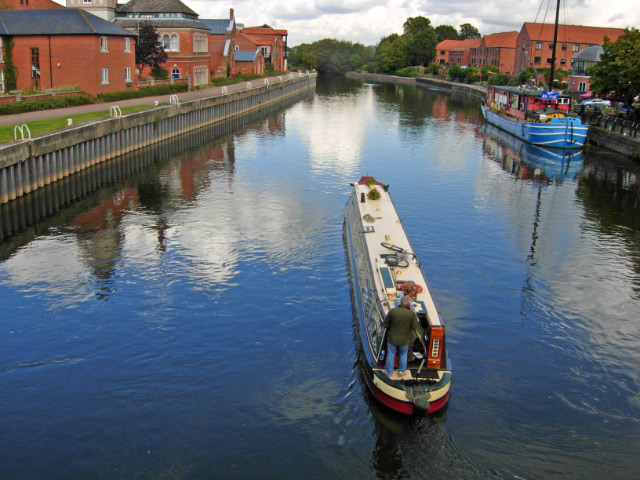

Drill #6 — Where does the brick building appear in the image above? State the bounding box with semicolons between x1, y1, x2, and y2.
199;10;237;78
234;49;263;75
3;0;64;9
435;38;481;67
112;0;212;86
514;23;625;74
568;45;603;94
469;31;518;73
0;8;136;94
236;25;287;71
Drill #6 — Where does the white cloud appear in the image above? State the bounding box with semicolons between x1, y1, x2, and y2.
54;0;639;46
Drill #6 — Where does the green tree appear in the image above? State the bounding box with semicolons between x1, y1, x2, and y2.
459;23;481;40
287;43;316;70
435;25;459;43
375;34;409;73
2;36;18;91
135;21;168;75
589;28;640;105
403;16;437;66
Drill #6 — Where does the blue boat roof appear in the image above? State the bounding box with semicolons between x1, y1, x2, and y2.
0;9;136;36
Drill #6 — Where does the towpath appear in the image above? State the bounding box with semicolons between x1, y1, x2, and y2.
0;74;301;128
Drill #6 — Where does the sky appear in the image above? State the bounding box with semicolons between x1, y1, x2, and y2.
55;0;640;47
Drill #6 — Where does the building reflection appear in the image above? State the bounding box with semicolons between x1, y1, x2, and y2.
0;90;308;299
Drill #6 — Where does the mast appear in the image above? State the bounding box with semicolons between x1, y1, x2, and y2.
549;0;560;90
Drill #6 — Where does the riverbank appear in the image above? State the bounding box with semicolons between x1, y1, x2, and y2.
346;72;640;158
0;73;316;205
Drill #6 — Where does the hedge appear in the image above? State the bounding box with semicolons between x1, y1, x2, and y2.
96;82;187;102
0;94;94;115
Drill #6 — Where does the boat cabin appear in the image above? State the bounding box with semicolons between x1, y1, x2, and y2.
487;86;572;122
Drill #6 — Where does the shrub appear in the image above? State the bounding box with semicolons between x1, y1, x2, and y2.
150;66;169;80
96;82;187;102
425;63;441;75
0;94;94;115
357;62;375;73
448;65;464;82
488;73;509;85
394;66;419;77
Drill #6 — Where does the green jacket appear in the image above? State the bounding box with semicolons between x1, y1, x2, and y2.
383;305;421;346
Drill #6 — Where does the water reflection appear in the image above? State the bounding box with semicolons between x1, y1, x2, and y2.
481;122;584;182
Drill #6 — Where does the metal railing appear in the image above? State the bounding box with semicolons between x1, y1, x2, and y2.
576;107;640;138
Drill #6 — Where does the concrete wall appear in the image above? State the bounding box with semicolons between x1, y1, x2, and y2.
0;73;317;204
587;127;640;158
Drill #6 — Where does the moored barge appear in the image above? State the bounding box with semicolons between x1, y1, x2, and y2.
343;177;452;414
481;86;588;149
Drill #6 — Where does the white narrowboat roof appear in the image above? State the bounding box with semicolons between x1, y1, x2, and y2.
352;179;442;327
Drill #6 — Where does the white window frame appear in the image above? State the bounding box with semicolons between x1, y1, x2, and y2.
193;33;207;53
101;68;109;85
573;44;580;52
171;34;179;52
83;0;92;3
125;67;131;83
578;82;587;93
124;37;131;53
0;69;4;94
536;42;542;50
0;37;3;62
100;36;108;53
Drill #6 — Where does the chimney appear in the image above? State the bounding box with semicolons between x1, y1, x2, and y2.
230;8;234;20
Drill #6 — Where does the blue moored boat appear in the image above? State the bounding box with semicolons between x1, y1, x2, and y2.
481;86;588;149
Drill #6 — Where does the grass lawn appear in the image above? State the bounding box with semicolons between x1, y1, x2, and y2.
0;105;154;145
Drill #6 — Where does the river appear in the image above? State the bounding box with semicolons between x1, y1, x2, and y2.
1;76;639;479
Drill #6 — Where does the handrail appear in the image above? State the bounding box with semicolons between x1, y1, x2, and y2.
264;78;270;85
221;86;229;95
169;94;180;105
13;124;31;141
246;82;252;89
109;105;122;118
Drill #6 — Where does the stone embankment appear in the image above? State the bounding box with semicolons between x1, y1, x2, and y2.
0;73;316;205
346;72;640;158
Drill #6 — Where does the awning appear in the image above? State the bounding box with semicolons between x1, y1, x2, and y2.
579;92;593;99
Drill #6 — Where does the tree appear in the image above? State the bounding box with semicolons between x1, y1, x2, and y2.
2;37;17;91
288;43;316;70
375;34;409;73
589;28;640;105
459;23;481;40
135;21;168;75
435;25;459;43
403;16;437;66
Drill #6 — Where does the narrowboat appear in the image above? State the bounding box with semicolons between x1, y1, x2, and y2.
343;177;452;414
481;86;588;149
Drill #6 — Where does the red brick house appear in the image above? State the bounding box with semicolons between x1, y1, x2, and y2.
112;0;212;86
200;10;237;79
3;0;64;9
469;31;518;73
236;25;287;71
567;45;603;94
0;8;136;94
436;38;481;67
234;49;263;75
514;23;625;74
